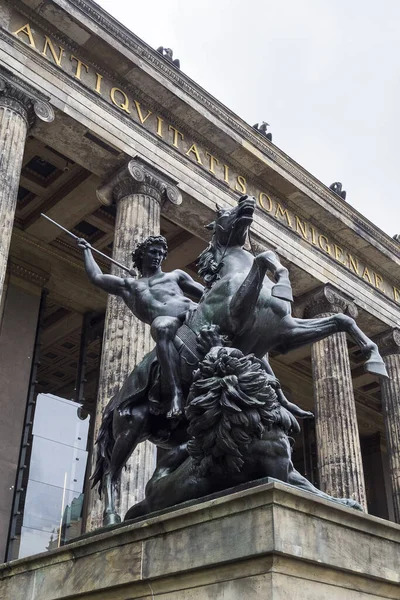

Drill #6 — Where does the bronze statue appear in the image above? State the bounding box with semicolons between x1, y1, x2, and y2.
77;235;204;419
329;181;347;200
156;46;180;69
126;347;361;520
76;195;387;524
253;121;272;142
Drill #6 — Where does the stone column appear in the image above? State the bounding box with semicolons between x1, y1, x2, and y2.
88;159;182;529
0;68;54;309
305;284;367;509
376;329;400;522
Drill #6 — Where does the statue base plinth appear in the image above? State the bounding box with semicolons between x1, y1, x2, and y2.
1;481;400;599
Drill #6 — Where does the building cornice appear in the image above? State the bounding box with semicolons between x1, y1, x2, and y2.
0;14;256;194
13;0;400;266
50;0;399;259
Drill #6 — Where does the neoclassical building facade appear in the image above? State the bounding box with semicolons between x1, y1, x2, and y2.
0;0;399;564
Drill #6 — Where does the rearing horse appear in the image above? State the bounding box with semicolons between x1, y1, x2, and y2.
94;194;387;524
190;194;387;377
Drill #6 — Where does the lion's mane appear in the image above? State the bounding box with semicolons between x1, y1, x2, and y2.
186;347;295;476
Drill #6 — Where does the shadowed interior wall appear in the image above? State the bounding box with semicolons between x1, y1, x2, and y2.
0;284;40;560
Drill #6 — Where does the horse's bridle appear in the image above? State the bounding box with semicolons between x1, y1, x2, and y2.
213;212;256;276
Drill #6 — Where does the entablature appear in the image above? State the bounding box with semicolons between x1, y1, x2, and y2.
2;0;399;265
1;0;400;323
9;0;398;267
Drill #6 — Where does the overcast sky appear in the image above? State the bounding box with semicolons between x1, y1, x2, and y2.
97;0;399;238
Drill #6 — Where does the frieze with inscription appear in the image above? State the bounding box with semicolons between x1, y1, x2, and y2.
7;17;400;305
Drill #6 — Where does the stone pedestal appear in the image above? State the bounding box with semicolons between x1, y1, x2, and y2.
88;160;182;529
377;329;400;523
305;285;367;509
1;482;399;599
0;68;54;309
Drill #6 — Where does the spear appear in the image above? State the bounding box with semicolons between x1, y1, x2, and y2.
40;213;132;274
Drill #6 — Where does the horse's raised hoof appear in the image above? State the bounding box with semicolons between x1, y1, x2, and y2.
271;283;294;302
103;512;121;526
364;358;389;379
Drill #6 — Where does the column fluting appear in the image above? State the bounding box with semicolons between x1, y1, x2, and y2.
88;160;182;528
377;329;400;522
0;71;54;308
305;285;367;509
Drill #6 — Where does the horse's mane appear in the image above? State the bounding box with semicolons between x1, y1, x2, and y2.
196;241;222;288
186;347;296;476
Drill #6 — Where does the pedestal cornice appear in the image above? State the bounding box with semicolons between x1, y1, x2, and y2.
303;283;358;319
0;66;54;128
96;159;182;206
2;482;400;600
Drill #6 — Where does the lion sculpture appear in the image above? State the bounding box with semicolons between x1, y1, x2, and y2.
125;347;360;520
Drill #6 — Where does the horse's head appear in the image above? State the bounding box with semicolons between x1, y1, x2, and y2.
197;195;256;287
207;195;256;248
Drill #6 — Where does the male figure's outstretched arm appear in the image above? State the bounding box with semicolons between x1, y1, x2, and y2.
176;269;204;301
77;238;128;296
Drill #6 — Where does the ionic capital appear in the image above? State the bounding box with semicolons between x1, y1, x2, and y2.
375;328;400;358
96;159;182;207
303;283;358;319
0;67;54;128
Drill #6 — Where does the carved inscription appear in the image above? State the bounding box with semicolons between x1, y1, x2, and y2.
10;20;400;305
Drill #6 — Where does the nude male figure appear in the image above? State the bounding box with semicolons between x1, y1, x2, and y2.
77;235;204;418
